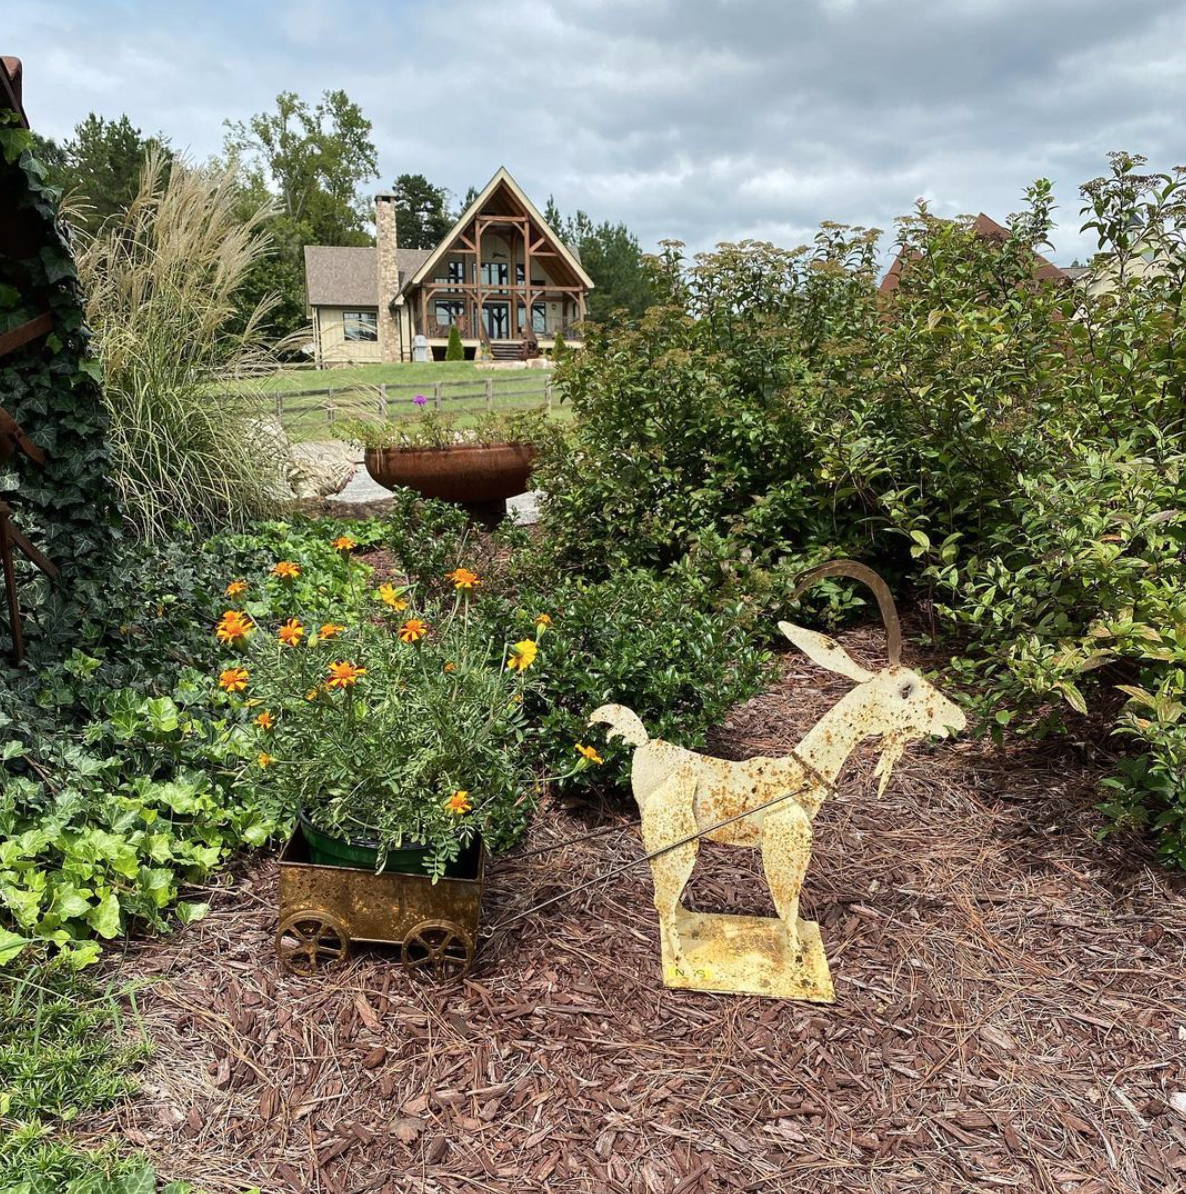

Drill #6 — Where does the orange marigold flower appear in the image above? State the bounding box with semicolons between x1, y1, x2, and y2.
506;639;538;672
446;567;480;591
398;618;429;644
443;661;456;673
257;751;274;769
277;618;307;647
377;583;408;611
255;711;275;730
225;579;248;599
215;609;253;645
218;666;249;693
305;686;321;701
445;790;472;816
326;660;367;690
317;622;345;641
272;560;301;581
575;743;604;765
332;534;358;553
533;613;553;628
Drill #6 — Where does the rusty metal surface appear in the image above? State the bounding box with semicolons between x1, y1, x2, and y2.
277;827;484;954
589;559;966;1002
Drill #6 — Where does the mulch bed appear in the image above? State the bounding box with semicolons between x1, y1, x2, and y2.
78;625;1186;1193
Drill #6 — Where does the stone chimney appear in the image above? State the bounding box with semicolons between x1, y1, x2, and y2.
375;192;401;363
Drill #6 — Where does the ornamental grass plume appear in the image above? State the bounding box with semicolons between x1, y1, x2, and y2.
73;150;290;541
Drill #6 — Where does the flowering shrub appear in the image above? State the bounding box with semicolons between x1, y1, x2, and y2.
222;559;559;877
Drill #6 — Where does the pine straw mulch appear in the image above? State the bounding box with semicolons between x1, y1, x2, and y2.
77;624;1186;1193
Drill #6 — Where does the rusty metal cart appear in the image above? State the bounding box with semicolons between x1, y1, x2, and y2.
274;824;484;983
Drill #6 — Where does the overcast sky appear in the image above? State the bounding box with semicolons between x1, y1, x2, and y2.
8;0;1185;267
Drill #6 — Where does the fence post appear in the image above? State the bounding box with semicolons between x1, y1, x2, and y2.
434;381;443;410
485;377;493;411
379;383;388;420
545;379;553;411
327;388;335;428
275;393;284;423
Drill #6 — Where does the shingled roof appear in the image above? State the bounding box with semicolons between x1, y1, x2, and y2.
303;245;432;308
879;213;1070;295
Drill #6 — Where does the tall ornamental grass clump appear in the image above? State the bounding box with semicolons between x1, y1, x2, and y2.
76;151;289;540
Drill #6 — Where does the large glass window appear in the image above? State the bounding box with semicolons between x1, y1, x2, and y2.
434;301;465;329
480;262;508;287
517;302;548;334
482;302;509;339
447;259;466;284
342;310;378;341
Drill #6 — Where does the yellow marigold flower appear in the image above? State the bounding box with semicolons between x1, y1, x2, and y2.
326;660;366;690
225;579;248;599
317;622;345;641
445;790;472;816
506;639;538;671
254;711;275;731
272;560;301;581
443;661;456;673
257;751;274;769
218;666;249;693
446;567;480;591
533;613;553;628
215;610;253;645
377;583;409;611
575;743;604;765
398;618;429;644
332;535;358;553
277;618;307;647
305;686;321;701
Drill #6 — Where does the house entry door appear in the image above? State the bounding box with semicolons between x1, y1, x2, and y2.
482;302;510;339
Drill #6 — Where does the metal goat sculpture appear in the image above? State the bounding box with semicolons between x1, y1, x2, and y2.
590;561;966;1001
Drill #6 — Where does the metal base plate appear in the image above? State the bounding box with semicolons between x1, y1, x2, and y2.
660;908;835;1002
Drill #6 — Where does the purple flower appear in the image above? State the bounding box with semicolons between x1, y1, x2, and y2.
413;394;427;407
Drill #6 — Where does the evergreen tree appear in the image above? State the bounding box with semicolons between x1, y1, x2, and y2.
445;323;465;361
391;173;454;248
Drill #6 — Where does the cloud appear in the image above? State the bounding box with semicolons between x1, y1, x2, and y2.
8;0;1186;265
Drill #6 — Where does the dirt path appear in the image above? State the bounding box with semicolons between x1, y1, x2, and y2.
78;627;1186;1193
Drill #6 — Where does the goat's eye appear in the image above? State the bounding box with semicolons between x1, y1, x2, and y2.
899;682;914;699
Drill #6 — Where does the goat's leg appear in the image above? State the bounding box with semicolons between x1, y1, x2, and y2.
761;803;813;957
639;767;699;968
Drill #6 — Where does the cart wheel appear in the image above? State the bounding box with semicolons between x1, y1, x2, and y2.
402;919;474;984
276;909;350;976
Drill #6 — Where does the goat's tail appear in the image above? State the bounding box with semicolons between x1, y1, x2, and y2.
588;704;649;748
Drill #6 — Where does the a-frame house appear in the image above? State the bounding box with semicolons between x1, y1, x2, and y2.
304;167;594;364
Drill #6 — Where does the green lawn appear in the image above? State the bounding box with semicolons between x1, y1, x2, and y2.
239;362;564;442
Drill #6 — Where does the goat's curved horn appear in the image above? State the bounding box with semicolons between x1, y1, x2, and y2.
790;560;903;668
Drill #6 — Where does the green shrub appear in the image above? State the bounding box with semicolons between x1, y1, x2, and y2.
445;323;465;361
474;568;776;795
550;331;567;360
534;154;1186;862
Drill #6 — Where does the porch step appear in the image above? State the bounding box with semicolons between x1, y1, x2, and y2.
490;340;523;361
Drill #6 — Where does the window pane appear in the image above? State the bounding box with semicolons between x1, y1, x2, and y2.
343;310;378;341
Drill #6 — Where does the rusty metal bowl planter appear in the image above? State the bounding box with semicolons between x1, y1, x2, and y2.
364;441;537;505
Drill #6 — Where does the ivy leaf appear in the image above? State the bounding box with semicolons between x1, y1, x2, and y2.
0;928;28;965
88;891;122;939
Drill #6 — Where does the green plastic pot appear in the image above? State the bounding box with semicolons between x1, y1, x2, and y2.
297;810;479;879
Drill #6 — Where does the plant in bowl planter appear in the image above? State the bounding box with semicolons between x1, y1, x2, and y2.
335;409;557;513
216;558;552;880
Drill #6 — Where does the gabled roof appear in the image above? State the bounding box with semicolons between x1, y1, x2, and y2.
879;212;1070;295
304;245;431;308
0;57;27;128
403;166;595;293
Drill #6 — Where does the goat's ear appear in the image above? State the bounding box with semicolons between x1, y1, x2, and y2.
778;621;875;683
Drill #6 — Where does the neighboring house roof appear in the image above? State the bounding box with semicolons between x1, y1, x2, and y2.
303;245;432;308
403;166;595;293
879;213;1071;294
1061;265;1091;282
0;56;27;128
